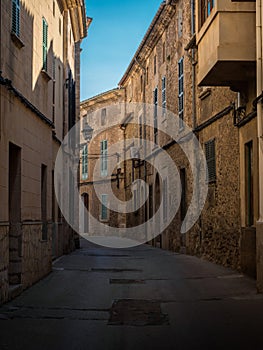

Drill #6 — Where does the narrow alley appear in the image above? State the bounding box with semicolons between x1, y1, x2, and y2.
0;238;263;350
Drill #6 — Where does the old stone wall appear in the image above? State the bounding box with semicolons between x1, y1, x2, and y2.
119;0;242;271
80;89;126;233
0;225;9;304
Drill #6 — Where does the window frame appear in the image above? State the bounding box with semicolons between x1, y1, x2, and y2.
200;0;215;26
82;145;88;180
154;55;157;75
178;57;184;130
245;141;254;227
100;140;108;177
101;108;106;126
163;177;168;222
153;87;158;144
11;0;20;37
205;139;216;183
100;194;108;221
162;76;166;115
42;17;48;71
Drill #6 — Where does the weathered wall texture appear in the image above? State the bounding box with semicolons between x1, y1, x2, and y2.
119;0;243;271
0;0;87;303
80;89;126;233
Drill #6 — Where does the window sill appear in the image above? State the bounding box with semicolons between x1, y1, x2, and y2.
41;69;52;82
11;32;25;49
100;218;109;223
199;88;211;100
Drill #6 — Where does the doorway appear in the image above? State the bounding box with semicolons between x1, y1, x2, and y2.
81;193;89;233
155;173;162;248
9;143;22;285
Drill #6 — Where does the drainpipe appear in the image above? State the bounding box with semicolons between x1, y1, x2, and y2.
256;0;263;292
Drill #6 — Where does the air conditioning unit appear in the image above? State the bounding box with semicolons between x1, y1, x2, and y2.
130;147;139;159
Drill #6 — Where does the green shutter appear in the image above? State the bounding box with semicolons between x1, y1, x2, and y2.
100;140;108;177
12;0;20;36
82;145;88;180
42;18;48;71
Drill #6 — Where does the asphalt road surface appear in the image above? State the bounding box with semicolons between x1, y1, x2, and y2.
1;238;263;350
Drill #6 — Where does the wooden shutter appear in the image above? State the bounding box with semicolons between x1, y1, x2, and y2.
12;0;20;36
205;139;216;182
42;18;48;71
100;140;108;177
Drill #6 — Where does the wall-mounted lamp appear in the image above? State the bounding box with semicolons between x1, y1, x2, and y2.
81;122;94;143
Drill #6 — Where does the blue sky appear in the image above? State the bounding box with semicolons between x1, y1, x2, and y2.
80;0;162;101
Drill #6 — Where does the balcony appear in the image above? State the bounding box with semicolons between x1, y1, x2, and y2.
196;0;256;90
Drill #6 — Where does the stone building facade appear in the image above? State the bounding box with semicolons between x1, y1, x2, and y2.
79;89;126;237
194;0;262;290
118;0;245;272
0;0;88;303
78;0;262;289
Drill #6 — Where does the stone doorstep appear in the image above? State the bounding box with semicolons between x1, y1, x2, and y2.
8;284;23;301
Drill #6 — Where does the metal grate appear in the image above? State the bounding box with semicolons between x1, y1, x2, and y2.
108;299;169;326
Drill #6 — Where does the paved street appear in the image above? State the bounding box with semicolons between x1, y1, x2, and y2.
0;238;263;350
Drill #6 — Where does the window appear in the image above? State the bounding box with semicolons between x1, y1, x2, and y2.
133;189;137;211
245;141;253;226
201;0;214;26
162;77;166;114
180;169;187;221
153;88;158;144
163;178;168;222
146;67;149;85
12;0;20;36
178;9;183;38
100;140;108;177
42;18;48;71
205;139;216;183
140;75;143;92
59;18;62;35
149;185;153;219
101;194;108;220
139;115;143;146
101;108;106;126
163;42;166;63
58;65;61;107
82;145;88;180
154;55;157;75
178;57;184;129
